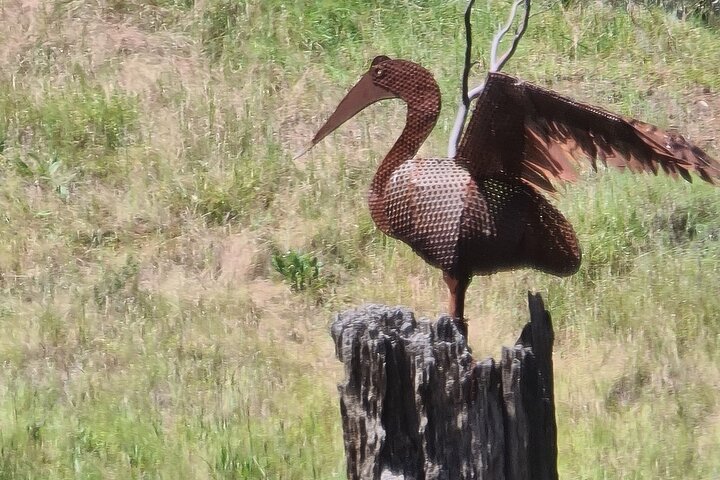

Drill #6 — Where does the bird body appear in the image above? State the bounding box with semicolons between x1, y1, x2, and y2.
380;158;580;278
303;55;719;335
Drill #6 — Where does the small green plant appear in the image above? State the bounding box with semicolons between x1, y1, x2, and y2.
271;250;322;292
12;152;75;200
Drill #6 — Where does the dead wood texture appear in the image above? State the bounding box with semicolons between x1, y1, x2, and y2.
330;293;557;480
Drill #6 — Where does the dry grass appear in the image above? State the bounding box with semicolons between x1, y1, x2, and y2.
0;0;719;478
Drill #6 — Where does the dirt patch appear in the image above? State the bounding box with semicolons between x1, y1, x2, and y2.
0;0;44;66
685;87;719;153
1;0;208;97
216;231;269;285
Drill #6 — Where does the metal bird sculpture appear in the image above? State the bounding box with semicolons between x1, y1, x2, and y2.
300;0;720;336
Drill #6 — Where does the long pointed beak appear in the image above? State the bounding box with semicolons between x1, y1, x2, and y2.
295;72;396;159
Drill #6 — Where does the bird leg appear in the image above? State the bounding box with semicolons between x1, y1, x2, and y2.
443;272;472;337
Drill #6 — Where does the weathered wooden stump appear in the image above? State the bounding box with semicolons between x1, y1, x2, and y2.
330;292;557;480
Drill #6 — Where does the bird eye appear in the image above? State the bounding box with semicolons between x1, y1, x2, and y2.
374;68;384;78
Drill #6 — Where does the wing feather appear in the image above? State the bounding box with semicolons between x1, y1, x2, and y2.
457;72;720;192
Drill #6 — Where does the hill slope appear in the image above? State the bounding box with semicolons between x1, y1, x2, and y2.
0;1;719;478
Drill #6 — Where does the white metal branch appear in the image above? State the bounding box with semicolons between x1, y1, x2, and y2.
490;0;531;73
447;0;531;158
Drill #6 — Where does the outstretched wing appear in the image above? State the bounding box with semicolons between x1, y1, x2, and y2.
457;72;720;193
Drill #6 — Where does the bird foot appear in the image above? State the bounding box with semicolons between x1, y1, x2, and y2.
453;317;468;338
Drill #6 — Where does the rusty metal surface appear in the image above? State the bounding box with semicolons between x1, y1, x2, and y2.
363;58;581;281
383;159;580;279
458;72;720;193
306;55;719;324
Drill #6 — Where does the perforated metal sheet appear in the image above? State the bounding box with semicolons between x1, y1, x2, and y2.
364;58;581;280
382;158;580;277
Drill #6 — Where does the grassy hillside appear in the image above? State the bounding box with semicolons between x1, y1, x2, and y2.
0;0;719;478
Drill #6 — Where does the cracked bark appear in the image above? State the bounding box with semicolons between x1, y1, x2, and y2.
331;292;557;480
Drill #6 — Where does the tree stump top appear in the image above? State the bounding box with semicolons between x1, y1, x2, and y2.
331;293;557;480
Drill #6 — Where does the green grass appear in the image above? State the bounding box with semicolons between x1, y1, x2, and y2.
1;0;719;478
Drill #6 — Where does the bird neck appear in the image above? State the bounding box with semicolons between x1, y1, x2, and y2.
368;105;439;231
370;107;438;194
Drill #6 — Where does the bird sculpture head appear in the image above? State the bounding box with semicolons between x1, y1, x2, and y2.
299;55;441;156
